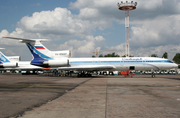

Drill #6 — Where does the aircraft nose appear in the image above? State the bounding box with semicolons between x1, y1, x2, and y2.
174;64;178;68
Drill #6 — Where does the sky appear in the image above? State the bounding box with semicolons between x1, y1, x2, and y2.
0;0;180;60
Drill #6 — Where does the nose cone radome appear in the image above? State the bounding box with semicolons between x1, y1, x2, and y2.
174;63;178;68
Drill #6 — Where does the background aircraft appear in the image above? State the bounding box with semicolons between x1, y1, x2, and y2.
0;48;45;74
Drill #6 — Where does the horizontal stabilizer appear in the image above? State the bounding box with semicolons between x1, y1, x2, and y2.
2;36;49;43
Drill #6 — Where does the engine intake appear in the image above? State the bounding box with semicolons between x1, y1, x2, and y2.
0;62;18;68
43;59;69;67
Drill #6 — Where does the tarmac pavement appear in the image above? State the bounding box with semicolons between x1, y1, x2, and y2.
0;74;180;118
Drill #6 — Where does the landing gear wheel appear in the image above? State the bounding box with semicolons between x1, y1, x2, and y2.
151;72;155;78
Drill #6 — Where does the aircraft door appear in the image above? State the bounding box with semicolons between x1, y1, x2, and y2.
129;66;135;70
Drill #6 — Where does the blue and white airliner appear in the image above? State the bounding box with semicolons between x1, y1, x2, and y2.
0;48;44;73
3;37;178;76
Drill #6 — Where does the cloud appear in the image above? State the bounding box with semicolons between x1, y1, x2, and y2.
79;8;99;19
6;6;113;40
1;7;104;41
0;30;9;37
0;4;116;43
130;14;180;48
17;7;94;39
131;44;180;60
70;0;180;21
125;13;180;59
3;0;179;41
0;30;19;45
58;35;106;57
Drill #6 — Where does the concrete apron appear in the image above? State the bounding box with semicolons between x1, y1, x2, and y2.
18;78;107;118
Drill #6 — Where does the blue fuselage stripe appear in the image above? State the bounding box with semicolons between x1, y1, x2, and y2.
69;60;172;64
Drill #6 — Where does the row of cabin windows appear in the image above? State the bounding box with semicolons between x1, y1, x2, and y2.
71;61;155;63
55;53;67;55
122;61;153;62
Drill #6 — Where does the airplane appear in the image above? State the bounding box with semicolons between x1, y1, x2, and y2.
0;48;47;74
2;36;178;77
0;48;20;61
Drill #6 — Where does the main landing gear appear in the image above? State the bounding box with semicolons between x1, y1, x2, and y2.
151;72;155;78
151;69;155;78
77;71;92;77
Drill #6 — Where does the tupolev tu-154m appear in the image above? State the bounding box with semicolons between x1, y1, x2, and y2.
3;36;178;77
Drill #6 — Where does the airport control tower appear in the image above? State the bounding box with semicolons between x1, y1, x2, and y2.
117;1;137;57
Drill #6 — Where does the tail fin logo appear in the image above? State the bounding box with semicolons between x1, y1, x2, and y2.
0;54;6;62
26;43;53;60
35;46;45;49
0;53;10;63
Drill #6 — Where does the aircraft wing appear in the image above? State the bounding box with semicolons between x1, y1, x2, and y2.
55;65;115;71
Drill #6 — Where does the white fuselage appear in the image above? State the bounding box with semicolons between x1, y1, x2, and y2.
67;57;178;71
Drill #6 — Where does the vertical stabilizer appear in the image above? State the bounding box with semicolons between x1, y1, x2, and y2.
2;37;70;67
28;40;52;58
0;51;10;64
0;50;18;68
26;42;53;60
2;37;53;61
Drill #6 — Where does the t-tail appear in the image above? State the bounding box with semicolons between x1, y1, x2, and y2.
25;41;53;67
2;37;70;67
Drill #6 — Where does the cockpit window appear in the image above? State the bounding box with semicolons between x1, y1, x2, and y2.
167;60;173;63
